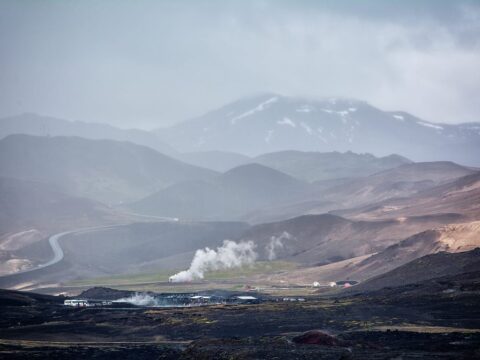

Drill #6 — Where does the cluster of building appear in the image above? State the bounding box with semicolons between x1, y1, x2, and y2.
63;299;113;307
312;280;357;288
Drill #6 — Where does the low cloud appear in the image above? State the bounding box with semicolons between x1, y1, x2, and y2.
0;1;479;127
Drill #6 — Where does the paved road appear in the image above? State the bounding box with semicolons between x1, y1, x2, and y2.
0;226;114;278
1;215;180;279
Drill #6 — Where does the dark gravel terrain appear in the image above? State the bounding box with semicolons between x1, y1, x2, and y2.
1;271;480;359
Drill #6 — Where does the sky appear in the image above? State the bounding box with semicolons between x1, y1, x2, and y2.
0;0;479;129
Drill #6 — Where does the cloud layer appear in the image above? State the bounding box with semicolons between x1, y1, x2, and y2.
0;0;479;128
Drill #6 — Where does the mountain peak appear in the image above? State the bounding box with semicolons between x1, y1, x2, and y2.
157;94;480;165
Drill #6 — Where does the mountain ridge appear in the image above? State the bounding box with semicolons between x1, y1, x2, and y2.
156;94;480;165
0;113;175;155
0;134;217;204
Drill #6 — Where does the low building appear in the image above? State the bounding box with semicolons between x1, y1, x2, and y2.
64;299;112;307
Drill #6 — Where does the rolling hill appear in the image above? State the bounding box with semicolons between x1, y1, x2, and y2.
129;163;309;220
352;247;480;293
0;177;124;236
243;161;476;223
251;150;411;182
341;171;480;221
0;135;217;204
350;221;480;282
0;113;174;155
236;213;464;266
252;220;480;286
176;151;251;172
0;177;132;276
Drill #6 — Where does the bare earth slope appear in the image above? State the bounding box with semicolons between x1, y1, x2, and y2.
341;171;480;221
256;221;480;286
352;247;480;292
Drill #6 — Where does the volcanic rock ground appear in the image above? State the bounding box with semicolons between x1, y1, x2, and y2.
1;268;480;359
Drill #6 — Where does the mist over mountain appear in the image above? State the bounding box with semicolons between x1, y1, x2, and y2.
339;171;480;221
242;161;476;224
0;177;121;236
0;113;175;155
129;163;309;220
157;94;480;165
2;2;480;357
176;151;251;173
251;150;411;182
0;134;216;204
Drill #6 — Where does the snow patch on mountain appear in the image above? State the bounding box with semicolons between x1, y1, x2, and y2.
300;122;313;134
393;114;405;121
418;121;444;130
277;117;296;128
265;130;274;144
230;97;279;124
296;105;315;113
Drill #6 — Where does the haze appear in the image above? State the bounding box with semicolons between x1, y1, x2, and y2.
1;0;479;129
1;2;480;358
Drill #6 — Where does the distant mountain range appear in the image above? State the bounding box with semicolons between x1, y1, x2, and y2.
250;151;411;182
177;150;412;182
0;113;175;156
156;93;480;165
0;135;216;204
0;177;123;236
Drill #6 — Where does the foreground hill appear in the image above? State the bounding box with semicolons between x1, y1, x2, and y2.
157;93;480;165
129;163;309;220
352;247;480;293
0;113;175;155
237;213;462;265
256;220;480;285
0;135;217;204
351;221;480;281
2;280;479;359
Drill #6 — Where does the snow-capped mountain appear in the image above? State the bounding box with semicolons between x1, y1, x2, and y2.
157;93;480;165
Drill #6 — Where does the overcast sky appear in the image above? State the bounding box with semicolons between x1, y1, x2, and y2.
1;0;479;129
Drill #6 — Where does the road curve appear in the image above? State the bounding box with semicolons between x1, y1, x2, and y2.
1;216;181;279
0;225;116;278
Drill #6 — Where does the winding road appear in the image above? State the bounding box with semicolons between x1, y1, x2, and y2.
1;215;180;279
0;226;115;278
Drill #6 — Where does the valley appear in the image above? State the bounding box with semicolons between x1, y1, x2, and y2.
1;95;479;359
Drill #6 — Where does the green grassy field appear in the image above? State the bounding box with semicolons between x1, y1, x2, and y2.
66;261;298;288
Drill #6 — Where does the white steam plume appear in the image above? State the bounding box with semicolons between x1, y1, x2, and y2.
265;231;291;260
169;240;257;283
115;293;158;306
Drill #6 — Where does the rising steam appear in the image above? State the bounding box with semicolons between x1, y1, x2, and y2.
265;231;291;260
169;240;257;282
115;293;158;306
